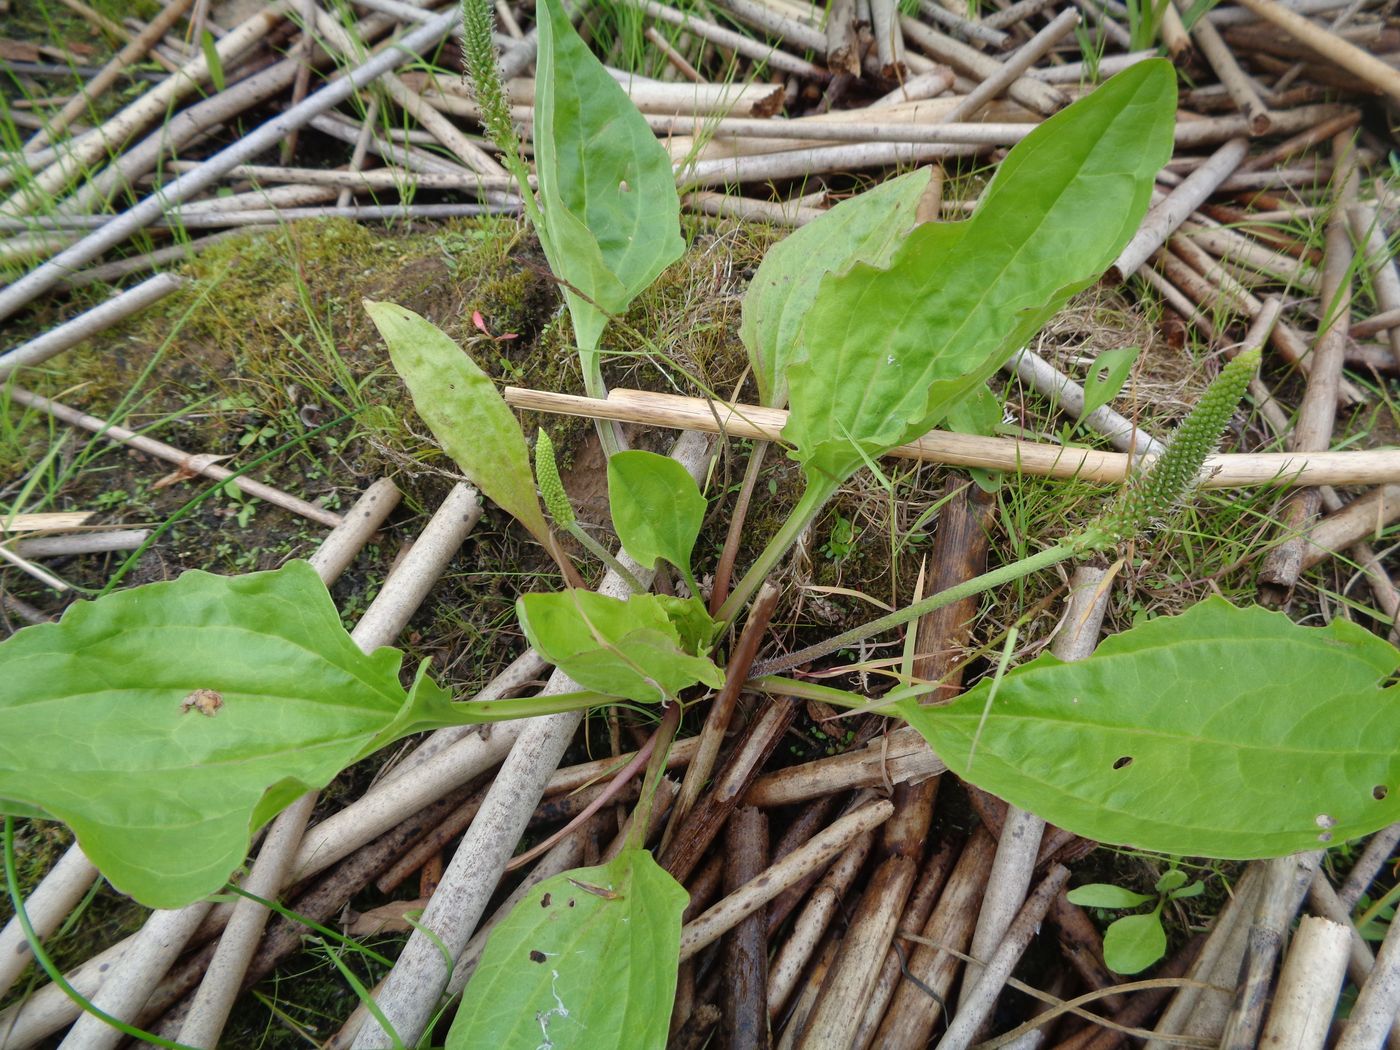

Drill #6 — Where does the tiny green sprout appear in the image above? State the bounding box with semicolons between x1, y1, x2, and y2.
1067;867;1204;974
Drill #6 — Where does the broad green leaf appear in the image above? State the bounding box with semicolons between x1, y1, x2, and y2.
1065;884;1154;910
448;848;687;1050
784;60;1176;486
901;598;1400;859
608;450;707;588
1102;911;1167;974
0;562;468;908
534;0;684;359
740;169;933;407
517;590;723;703
1080;346;1141;420
365;300;550;547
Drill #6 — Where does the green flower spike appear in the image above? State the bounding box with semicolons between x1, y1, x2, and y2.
535;428;575;529
1088;346;1260;547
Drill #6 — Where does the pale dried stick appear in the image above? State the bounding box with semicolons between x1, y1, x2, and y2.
0;844;99;999
0;273;184;381
1229;0;1400;103
5;387;343;528
1348;203;1400;371
1006;348;1162;456
1179;0;1271;133
8;531;150;557
1340;823;1400;909
1109;137;1250;282
1144;863;1264;1049
680;140;980;186
1260;134;1359;594
679;800;897;963
1339;908;1400;1050
767;831;876;1019
935;863;1072;1050
743;725;945;807
0;3;461;323
958;566;1110;1014
1221;853;1323;1049
934;8;1079;127
26;0;196;151
873;827;997;1046
1258;915;1352;1048
916;0;1009;50
897;17;1068;115
871;0;906;76
1307;874;1400;1049
350;432;711;1049
4;5;288;218
505;385;1400;488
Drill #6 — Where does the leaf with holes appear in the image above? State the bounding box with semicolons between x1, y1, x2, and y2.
783;60;1176;489
534;0;683;359
900;597;1400;858
448;848;687;1050
365;301;551;548
0;561;473;909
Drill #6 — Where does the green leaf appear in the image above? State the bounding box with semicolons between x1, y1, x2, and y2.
365;300;550;547
1154;869;1188;894
1080;346;1140;420
901;598;1400;859
783;60;1176;487
1102;910;1167;974
1170;881;1206;900
740;169;933;407
517;590;723;703
607;450;707;588
533;0;684;359
448;849;687;1050
0;562;468;909
1065;884;1155;910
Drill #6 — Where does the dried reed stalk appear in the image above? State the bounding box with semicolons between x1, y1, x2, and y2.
1229;0;1400;102
503;385;1400;487
1258;915;1352;1048
722;807;770;1050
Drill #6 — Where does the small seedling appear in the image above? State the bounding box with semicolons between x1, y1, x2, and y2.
1068;868;1205;974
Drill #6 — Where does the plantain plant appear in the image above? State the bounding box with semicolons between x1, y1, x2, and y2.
1;2;1398;1047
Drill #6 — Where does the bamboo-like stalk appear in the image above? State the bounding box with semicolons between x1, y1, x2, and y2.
917;0;1009;49
0;845;99;999
685;190;824;226
870;0;906;76
1179;0;1271;133
1228;0;1400;102
898;16;1068;114
873;826;996;1045
743;725;945;806
1301;485;1400;567
722;807;770;1050
960;565;1110;1020
1260;134;1358;594
5;387;343;528
1349;203;1400;371
666;583;779;849
936;8;1079;127
1007;347;1162;456
679;800;896;962
1306;873;1400;1050
25;0;196;151
8;530;150;558
1144;863;1263;1048
1178;218;1320;292
1258;915;1352;1048
1110;137;1250;282
1338;906;1400;1050
3;5;289;218
767;827;873;1019
1340;823;1400;910
503;385;1400;487
936;863;1072;1049
660;698;797;882
350;432;711;1050
0;3;463;324
680;139;981;185
826;0;860;72
0;273;185;381
1354;308;1400;340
